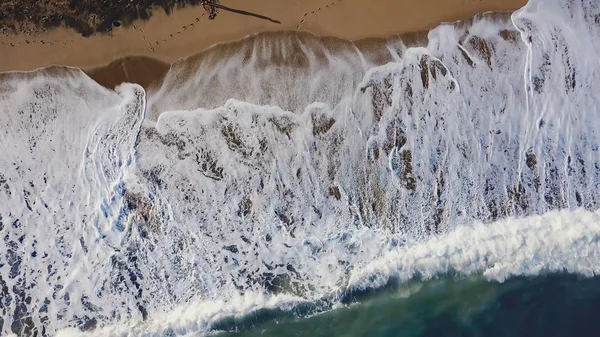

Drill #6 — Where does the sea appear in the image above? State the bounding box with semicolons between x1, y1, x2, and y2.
1;0;600;336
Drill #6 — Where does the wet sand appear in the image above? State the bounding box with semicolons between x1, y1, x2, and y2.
85;56;171;91
0;0;527;76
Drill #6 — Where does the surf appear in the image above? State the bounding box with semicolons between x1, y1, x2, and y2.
1;0;600;335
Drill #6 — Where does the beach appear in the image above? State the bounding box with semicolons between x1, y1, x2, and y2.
1;0;526;77
7;0;600;336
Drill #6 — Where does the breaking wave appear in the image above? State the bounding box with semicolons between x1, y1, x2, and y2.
1;0;600;336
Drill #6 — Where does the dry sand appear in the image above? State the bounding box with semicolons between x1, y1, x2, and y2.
0;0;527;75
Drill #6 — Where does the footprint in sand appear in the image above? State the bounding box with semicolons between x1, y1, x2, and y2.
132;23;157;52
297;0;345;29
151;12;206;48
2;30;83;48
3;9;207;53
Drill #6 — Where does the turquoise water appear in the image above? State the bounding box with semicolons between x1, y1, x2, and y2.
215;274;600;337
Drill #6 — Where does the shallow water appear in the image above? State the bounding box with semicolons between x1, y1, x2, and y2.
1;0;600;336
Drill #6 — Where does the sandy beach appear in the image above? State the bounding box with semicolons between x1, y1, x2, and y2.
0;0;527;76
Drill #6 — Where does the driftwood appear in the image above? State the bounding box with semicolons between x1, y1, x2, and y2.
201;0;281;24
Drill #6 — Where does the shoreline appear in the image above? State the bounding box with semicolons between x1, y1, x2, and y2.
0;0;527;76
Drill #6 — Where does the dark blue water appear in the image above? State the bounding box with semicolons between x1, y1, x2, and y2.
213;274;600;337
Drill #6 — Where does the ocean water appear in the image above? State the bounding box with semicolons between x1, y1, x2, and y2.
1;0;600;336
213;274;600;337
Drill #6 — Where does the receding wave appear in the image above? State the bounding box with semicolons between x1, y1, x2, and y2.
1;0;600;336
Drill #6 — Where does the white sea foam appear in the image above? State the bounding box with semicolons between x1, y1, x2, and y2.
2;0;600;336
56;292;306;337
56;208;600;337
0;71;147;335
349;209;600;290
